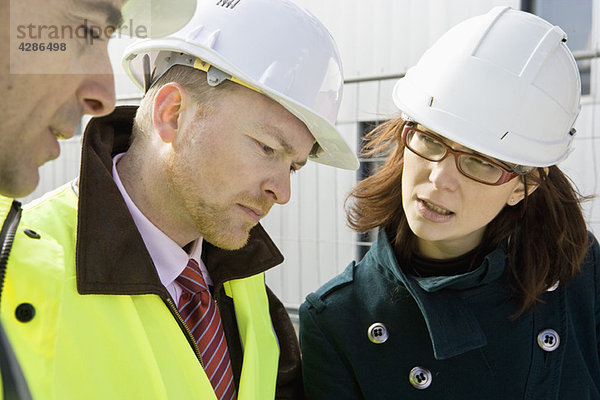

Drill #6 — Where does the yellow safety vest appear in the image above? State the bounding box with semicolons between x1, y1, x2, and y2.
0;184;279;399
0;196;12;223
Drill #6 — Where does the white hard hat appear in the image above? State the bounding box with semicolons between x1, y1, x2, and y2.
121;0;197;37
122;0;359;170
393;6;581;167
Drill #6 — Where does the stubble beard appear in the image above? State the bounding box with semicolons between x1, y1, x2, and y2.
0;154;39;198
166;153;262;251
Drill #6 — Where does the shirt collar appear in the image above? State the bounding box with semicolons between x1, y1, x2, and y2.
111;153;210;289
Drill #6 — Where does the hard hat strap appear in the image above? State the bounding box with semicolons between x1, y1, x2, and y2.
143;54;152;93
143;51;261;95
192;58;261;94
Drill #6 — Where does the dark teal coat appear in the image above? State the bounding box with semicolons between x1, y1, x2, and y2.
300;229;600;399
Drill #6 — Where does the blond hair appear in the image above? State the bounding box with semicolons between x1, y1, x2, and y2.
131;65;235;144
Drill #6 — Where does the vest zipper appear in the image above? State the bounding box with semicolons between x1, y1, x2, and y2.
165;298;204;367
0;200;33;400
0;200;22;303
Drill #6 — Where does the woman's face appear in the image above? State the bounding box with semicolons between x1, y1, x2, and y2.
401;124;526;259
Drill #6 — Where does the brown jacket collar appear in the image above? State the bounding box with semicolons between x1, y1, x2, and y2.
76;106;284;296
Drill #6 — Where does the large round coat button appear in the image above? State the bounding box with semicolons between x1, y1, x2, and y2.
15;303;35;322
367;322;388;344
537;329;560;352
409;366;432;389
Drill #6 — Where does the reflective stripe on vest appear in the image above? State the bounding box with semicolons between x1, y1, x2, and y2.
224;275;279;399
0;197;13;225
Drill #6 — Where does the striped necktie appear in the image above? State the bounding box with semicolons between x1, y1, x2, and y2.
176;258;237;400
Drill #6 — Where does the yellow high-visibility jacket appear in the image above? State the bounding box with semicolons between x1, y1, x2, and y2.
1;184;278;399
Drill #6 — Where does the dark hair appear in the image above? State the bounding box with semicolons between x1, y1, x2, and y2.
346;116;590;317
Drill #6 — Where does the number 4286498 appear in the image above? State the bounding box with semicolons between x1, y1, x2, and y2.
18;42;66;52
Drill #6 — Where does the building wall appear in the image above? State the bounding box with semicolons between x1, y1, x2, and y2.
20;0;600;311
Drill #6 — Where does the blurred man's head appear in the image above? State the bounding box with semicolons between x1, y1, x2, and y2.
0;0;196;198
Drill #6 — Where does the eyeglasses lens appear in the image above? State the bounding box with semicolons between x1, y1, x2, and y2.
405;129;504;184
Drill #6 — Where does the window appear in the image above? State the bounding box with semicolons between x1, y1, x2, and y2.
356;121;387;261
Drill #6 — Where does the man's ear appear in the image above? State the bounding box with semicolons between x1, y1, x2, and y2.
152;83;188;143
506;167;548;206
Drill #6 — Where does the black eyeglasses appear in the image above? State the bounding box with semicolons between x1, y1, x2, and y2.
401;125;528;186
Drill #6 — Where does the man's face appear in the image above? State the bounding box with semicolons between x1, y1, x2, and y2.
167;87;315;250
0;0;123;197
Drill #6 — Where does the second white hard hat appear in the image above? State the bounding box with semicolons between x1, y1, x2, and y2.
122;0;358;170
393;6;581;167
